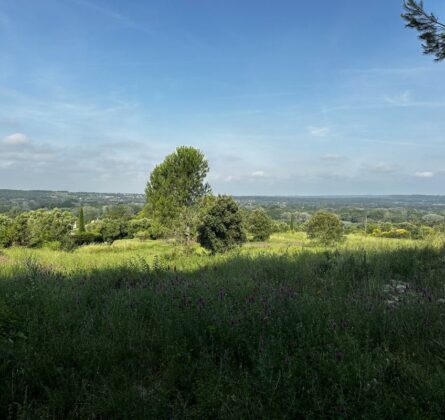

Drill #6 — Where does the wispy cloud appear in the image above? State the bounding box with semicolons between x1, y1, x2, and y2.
363;162;400;174
308;126;329;137
384;91;411;106
415;171;434;178
251;170;268;178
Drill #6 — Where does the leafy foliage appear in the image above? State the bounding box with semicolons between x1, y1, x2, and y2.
198;195;246;253
9;209;76;247
0;215;13;248
127;218;152;237
306;211;344;245
71;231;102;246
247;208;273;241
145;146;211;227
104;204;135;220
402;0;445;61
96;218;129;243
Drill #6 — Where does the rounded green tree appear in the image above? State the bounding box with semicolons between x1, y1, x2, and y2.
306;211;344;245
197;195;246;254
248;208;273;241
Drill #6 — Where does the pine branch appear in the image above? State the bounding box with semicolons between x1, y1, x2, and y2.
402;0;445;61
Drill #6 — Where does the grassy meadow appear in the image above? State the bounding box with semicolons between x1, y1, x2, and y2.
1;233;445;418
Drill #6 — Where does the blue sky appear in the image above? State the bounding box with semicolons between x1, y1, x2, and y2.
1;0;445;195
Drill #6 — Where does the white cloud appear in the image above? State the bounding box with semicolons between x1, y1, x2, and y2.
364;162;399;174
308;126;329;137
251;170;267;178
2;133;29;145
415;171;434;178
384;91;411;106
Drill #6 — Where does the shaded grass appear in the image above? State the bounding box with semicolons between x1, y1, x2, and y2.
1;237;445;418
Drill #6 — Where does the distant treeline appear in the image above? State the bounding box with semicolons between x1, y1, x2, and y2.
2;190;445;224
2;147;445;253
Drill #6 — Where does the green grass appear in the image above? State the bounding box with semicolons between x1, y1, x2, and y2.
1;234;445;418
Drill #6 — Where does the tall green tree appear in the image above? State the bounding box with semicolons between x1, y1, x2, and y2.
145;146;211;228
290;213;295;231
402;0;445;61
78;207;86;233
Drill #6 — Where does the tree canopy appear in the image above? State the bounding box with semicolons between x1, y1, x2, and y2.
247;208;273;241
145;146;211;227
197;195;246;254
402;0;445;61
306;211;344;246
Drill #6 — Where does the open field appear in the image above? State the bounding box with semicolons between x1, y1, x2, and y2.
1;233;445;418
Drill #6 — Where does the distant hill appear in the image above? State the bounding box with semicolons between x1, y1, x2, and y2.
0;189;146;214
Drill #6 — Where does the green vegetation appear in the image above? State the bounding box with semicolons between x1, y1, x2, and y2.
78;207;85;233
144;146;211;230
0;214;12;248
1;149;445;417
1;234;445;418
306;211;345;245
197;195;246;254
247;208;273;241
402;0;445;61
8;209;76;248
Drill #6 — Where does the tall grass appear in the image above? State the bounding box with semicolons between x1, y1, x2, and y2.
1;234;445;418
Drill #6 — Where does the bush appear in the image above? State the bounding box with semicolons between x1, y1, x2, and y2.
422;214;444;225
372;228;409;239
197;195;246;254
147;220;170;240
0;215;12;248
134;231;152;241
306;211;344;245
272;221;290;233
42;241;63;251
247;208;273;241
97;219;129;243
9;209;75;247
127;218;152;237
71;232;103;246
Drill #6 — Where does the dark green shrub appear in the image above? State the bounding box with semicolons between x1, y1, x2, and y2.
98;219;129;243
72;232;103;245
197;195;246;254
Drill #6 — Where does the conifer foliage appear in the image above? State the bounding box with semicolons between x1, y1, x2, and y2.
78;207;86;233
402;0;445;61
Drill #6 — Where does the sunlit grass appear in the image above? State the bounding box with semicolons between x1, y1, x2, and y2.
1;233;445;417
